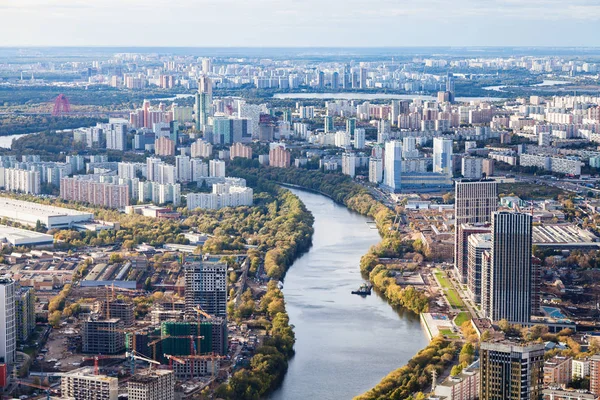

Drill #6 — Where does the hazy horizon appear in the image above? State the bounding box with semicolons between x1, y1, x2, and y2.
1;0;600;48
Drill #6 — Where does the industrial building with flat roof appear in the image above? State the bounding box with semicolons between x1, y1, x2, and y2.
0;225;54;246
0;197;93;229
533;224;599;248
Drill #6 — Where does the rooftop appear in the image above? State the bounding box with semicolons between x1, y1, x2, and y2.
0;197;92;218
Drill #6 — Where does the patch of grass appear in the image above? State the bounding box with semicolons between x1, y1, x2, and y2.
499;183;566;200
454;312;471;326
434;271;452;289
434;270;465;309
439;329;460;338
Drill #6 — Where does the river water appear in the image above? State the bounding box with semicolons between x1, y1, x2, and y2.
0;133;29;149
269;188;427;400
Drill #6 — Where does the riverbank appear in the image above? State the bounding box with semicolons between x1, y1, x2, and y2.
229;162;439;398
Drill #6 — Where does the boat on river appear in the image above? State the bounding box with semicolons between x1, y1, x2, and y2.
351;283;372;296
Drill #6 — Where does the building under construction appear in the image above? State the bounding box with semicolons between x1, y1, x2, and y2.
127;369;175;400
82;317;125;354
101;299;135;327
184;261;227;317
61;367;118;400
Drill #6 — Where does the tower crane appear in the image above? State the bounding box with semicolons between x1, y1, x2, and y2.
16;380;57;400
126;350;160;373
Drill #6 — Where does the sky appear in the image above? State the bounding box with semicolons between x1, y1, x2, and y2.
1;0;600;47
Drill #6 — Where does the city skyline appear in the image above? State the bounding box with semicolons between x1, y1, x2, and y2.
1;0;600;47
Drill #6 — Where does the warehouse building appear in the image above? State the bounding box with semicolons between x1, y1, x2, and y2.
0;225;54;247
0;197;93;229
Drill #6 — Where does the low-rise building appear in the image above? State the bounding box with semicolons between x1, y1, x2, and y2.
544;356;572;386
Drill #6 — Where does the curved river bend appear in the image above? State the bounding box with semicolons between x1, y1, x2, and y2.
269;188;427;400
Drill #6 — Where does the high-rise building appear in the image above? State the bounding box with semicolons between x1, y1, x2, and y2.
324;116;334;133
591;355;600;396
454;180;498;282
127;369;175;400
383;141;402;193
0;278;15;365
61;368;119;400
354;128;366;149
359;66;367;89
483;212;533;323
230;143;253;160
15;286;35;342
377;119;391;143
175;156;191;183
209;160;226;178
462;157;483;179
346;118;356;137
269;146;291;168
184;261;227;317
433;137;453;176
467;233;491;305
82;318;125;354
190;140;213;159
342;153;356;178
155;137;175;156
195;76;213;131
212;117;251;145
369;158;383;184
479;341;544;400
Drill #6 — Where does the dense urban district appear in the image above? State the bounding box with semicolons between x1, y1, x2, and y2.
0;47;599;400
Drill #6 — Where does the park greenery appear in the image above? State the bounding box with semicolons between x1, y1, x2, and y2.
216;281;295;400
354;336;457;400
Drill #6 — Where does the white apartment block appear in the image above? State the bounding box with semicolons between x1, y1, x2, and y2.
0;168;41;194
462;157;483;179
369;158;383;183
190;140;213;158
520;154;583;176
61;368;119;400
342;153;356;178
138;182;181;207
187;184;253;211
209;160;226;178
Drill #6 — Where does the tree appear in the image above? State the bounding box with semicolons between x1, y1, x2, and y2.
109;253;123;264
48;310;61;328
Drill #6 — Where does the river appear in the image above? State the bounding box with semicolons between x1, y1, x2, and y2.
269;188;427;400
0;133;29;149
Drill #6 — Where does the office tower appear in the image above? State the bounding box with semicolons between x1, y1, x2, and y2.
480;341;544;400
433;137;453;176
331;71;339;89
342;153;356;178
369;158;383;184
195;76;213;132
383;141;402;193
213;117;251;145
454;180;498;282
317;71;324;88
359;66;367;89
209;160;226;178
467;233;491;304
462;157;483;179
184;261;227;317
354;128;365;149
377;119;391;143
346;118;356;137
483;212;533;323
446;73;455;102
61;368;119;400
0;278;15;365
591;355;600;395
269;146;291;168
128;369;175;400
324;116;334;133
